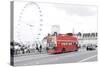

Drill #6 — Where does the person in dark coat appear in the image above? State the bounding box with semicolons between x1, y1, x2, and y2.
39;45;42;53
36;44;39;52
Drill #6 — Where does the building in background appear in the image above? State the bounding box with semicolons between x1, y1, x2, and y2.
77;32;98;47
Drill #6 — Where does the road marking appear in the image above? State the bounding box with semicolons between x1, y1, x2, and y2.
78;55;97;62
38;51;97;64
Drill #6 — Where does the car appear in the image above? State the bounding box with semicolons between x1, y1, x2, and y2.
86;45;97;51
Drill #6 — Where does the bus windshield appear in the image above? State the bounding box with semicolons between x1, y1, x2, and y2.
47;36;56;49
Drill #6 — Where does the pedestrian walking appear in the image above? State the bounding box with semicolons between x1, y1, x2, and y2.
36;44;39;52
39;45;42;53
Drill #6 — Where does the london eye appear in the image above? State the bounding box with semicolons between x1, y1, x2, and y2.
15;2;44;46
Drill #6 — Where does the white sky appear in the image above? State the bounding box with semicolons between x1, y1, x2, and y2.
14;1;97;44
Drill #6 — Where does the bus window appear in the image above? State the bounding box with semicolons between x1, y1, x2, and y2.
62;42;72;45
62;42;73;45
72;42;78;45
72;42;76;45
68;42;72;45
62;42;65;45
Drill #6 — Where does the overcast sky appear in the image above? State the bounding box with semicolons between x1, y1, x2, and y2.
14;1;97;44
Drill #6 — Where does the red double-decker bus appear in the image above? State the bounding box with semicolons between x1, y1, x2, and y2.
47;34;79;54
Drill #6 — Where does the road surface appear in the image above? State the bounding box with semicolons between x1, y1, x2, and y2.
14;49;97;66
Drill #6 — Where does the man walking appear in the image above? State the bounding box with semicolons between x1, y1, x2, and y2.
39;45;42;53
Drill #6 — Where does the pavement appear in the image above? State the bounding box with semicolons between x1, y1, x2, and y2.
14;48;47;57
14;49;97;66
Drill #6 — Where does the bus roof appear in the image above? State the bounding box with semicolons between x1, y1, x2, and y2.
56;34;77;41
